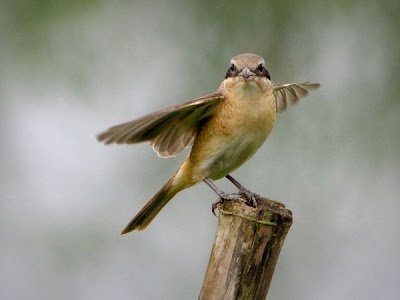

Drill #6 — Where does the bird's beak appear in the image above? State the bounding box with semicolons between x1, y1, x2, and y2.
240;67;255;79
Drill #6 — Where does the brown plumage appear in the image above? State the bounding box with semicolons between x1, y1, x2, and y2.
273;82;320;112
97;93;224;157
97;53;320;233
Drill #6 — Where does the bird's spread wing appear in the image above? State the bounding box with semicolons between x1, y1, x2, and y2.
97;92;224;157
273;82;320;112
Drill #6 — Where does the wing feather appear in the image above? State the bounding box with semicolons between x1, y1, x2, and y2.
273;82;320;112
97;92;224;157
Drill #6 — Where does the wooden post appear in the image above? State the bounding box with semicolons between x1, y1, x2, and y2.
199;196;293;300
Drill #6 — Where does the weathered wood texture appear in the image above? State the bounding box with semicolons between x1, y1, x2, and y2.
199;196;293;300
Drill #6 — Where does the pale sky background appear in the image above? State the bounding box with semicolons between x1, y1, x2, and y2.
1;1;399;299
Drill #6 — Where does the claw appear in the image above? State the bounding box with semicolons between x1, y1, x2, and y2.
211;200;221;216
224;175;259;208
239;188;258;208
211;192;245;216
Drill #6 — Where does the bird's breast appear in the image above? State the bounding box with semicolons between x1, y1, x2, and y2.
190;83;276;180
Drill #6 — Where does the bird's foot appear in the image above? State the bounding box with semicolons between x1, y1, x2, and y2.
238;187;259;208
211;192;246;216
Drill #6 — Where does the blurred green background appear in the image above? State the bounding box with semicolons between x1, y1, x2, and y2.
1;0;399;299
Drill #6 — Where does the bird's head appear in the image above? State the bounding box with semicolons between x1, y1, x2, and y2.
225;53;271;81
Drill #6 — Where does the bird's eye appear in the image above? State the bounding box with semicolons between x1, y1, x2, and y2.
256;64;265;72
256;63;271;80
225;64;238;78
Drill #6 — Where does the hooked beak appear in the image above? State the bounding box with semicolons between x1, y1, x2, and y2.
240;67;255;79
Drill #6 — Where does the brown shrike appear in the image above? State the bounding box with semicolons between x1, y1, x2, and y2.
97;53;320;234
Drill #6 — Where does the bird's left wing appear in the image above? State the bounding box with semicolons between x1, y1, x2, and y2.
97;92;224;157
273;82;320;112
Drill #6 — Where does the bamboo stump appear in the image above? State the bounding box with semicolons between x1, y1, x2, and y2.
199;196;293;300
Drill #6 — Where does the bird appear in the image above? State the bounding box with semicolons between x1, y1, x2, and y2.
97;53;320;234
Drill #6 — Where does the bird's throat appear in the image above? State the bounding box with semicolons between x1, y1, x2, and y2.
238;80;259;96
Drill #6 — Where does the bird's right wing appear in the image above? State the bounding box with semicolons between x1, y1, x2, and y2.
273;82;320;112
97;92;224;157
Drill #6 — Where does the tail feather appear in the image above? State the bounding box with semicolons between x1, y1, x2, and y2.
121;178;179;234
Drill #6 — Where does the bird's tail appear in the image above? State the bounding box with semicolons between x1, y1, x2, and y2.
121;162;192;234
121;178;179;234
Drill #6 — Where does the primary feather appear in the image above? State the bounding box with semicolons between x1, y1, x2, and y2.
97;92;224;157
273;82;320;112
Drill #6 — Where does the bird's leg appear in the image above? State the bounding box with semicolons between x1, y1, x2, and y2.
225;174;258;208
203;178;245;215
